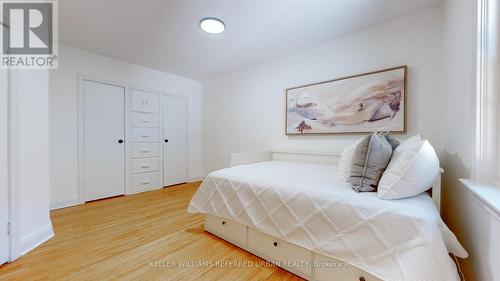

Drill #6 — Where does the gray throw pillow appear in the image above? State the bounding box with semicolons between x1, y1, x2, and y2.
349;133;393;192
383;133;400;151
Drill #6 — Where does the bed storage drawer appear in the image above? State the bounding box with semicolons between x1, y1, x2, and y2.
314;253;381;281
205;215;247;246
248;227;311;276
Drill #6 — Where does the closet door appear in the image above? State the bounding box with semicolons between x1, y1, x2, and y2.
163;95;188;186
83;80;125;201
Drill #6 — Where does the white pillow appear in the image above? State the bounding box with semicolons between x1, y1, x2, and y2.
397;134;422;150
337;143;357;182
378;138;439;199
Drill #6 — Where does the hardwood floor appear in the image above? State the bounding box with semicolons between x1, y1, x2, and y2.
0;182;303;281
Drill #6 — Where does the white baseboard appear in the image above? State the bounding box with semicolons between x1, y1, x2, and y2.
50;198;82;210
51;180;202;211
11;223;54;261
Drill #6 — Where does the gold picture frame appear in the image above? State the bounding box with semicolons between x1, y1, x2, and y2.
285;65;407;135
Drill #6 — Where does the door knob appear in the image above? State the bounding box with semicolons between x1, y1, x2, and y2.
164;139;169;143
118;139;124;143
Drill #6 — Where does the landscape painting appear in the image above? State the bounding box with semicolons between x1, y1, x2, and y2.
286;66;407;134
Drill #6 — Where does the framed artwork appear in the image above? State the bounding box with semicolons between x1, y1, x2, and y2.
285;65;407;135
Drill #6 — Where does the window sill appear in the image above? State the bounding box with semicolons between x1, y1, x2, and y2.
460;179;500;220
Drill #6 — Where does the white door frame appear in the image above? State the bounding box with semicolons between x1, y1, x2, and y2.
77;76;130;203
161;93;190;186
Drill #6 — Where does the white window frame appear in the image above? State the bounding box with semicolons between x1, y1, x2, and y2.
475;0;500;187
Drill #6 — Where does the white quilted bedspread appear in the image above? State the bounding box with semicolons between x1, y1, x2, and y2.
188;161;467;281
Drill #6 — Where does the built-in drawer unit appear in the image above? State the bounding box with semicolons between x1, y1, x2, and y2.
132;172;161;192
132;127;159;143
314;253;381;281
131;90;160;113
205;215;247;246
129;89;162;194
132;143;159;158
131;112;160;128
248;227;312;276
132;157;159;174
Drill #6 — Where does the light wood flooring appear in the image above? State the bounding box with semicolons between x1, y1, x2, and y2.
0;182;303;281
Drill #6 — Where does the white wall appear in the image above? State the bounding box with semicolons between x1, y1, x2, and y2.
0;31;9;264
49;45;203;208
441;0;500;280
202;7;445;173
9;69;53;259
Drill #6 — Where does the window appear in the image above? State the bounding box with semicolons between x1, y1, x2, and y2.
476;0;500;186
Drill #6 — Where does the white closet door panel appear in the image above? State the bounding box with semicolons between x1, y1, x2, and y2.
132;143;159;158
131;112;159;128
163;95;188;186
132;127;159;143
132;158;159;174
83;80;125;202
131;90;160;113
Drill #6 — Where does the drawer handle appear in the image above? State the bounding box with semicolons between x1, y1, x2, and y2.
359;277;366;281
141;120;150;123
273;242;278;247
141;135;150;138
141;181;150;185
141;165;150;168
221;221;226;225
141;150;150;153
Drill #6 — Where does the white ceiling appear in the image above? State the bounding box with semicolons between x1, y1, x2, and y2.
59;0;443;80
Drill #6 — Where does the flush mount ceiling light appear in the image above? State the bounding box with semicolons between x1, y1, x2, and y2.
199;17;225;34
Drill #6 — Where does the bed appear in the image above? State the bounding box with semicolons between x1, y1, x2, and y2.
188;151;467;281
